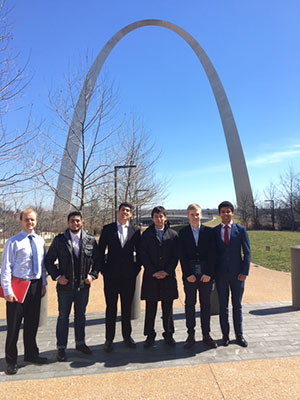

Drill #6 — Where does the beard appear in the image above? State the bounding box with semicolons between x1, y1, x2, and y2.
70;228;81;233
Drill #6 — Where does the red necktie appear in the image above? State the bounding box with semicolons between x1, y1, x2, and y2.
224;225;229;245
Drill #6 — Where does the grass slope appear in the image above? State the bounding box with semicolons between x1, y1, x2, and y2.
172;217;299;272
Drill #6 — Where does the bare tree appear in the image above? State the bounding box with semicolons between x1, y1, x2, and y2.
0;1;41;192
263;182;278;229
113;116;167;212
237;192;254;228
36;64;122;216
277;166;300;230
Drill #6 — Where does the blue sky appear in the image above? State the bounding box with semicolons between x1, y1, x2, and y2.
8;0;300;209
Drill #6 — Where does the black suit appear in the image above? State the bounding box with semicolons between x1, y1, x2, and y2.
179;224;216;336
98;222;141;341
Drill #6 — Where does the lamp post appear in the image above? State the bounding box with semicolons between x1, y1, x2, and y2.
265;199;275;230
135;189;149;226
114;165;136;220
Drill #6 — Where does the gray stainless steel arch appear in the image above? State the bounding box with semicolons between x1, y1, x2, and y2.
53;19;253;211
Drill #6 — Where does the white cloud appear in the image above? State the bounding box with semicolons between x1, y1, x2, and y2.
247;144;300;167
178;144;300;177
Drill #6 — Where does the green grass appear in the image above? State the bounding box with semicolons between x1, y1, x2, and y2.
172;219;298;273
0;225;297;273
248;230;299;272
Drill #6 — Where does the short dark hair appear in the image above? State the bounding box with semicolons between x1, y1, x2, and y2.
151;206;166;218
67;211;83;221
118;202;133;211
218;201;234;213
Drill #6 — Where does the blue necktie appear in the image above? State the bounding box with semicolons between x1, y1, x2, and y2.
28;235;39;275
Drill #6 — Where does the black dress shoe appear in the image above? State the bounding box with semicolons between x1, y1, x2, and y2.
203;334;218;349
144;334;156;348
236;335;248;347
5;364;18;375
24;355;48;364
222;336;230;346
124;337;136;348
76;344;92;355
163;333;176;346
56;349;67;362
184;334;195;349
103;340;113;353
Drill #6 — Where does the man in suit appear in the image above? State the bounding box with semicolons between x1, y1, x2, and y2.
214;201;251;347
45;211;99;361
179;203;217;349
1;208;47;375
140;206;179;347
98;202;141;352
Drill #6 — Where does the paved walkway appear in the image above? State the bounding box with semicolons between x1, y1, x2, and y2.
0;301;299;381
0;266;300;399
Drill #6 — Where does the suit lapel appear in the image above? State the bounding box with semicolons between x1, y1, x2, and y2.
187;225;198;250
112;223;122;248
124;223;135;247
230;223;238;242
215;224;225;247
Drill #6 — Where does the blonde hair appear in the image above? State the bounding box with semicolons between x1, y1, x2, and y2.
20;208;38;220
187;203;201;212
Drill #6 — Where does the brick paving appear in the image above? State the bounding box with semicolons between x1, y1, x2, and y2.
1;301;299;382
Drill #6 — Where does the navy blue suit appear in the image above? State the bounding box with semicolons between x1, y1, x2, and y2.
214;223;251;337
179;225;216;336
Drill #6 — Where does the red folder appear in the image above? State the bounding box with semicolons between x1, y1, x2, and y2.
0;277;31;303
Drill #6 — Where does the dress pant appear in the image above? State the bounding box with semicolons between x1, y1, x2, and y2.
183;279;213;336
216;275;245;337
56;286;90;349
5;278;42;365
104;276;136;341
144;300;174;336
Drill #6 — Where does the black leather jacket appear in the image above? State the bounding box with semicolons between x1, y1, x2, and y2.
45;229;99;290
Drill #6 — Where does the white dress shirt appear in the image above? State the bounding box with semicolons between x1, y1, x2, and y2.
117;221;129;247
221;222;233;242
70;230;81;257
190;224;201;245
1;230;47;296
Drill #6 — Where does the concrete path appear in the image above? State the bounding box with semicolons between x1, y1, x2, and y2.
0;265;299;399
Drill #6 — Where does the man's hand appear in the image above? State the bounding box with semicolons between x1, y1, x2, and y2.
153;271;169;279
5;294;17;302
186;274;196;283
238;274;247;281
84;275;94;285
200;274;211;283
57;276;69;285
41;285;47;297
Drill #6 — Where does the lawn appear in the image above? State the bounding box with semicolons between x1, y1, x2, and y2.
0;222;298;273
172;219;299;272
248;230;299;272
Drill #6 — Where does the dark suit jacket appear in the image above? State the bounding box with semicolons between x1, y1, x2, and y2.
140;224;178;301
214;223;251;277
178;224;216;280
45;229;99;290
98;222;141;280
